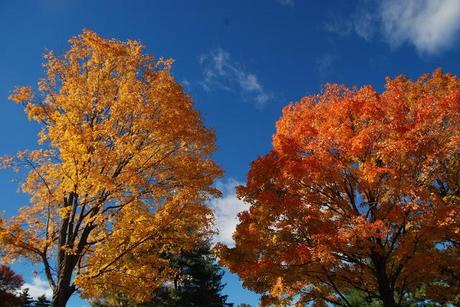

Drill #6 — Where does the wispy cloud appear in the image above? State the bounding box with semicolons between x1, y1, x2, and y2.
316;54;337;79
209;179;249;247
277;0;294;7
325;0;460;54
324;6;378;43
181;79;191;88
199;48;273;107
22;277;52;299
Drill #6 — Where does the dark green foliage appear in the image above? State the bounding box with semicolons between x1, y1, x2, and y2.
18;288;34;307
34;295;51;307
338;289;382;307
92;240;228;307
337;288;448;307
149;241;228;306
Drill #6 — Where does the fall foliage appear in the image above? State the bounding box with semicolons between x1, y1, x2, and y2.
0;30;222;306
0;264;24;306
217;70;460;306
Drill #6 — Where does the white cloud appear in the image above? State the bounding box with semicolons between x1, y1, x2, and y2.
325;0;460;54
380;0;460;54
199;48;273;107
210;179;249;247
22;276;52;299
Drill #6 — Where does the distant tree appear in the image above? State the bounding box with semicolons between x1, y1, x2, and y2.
35;295;51;307
339;289;382;307
338;287;443;307
93;239;228;307
150;240;228;306
18;288;34;307
91;293;130;307
0;264;24;306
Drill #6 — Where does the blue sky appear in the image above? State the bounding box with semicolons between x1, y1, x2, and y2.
1;0;460;306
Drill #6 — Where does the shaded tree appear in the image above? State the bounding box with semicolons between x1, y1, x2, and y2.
35;295;51;307
18;288;34;307
93;239;228;307
339;289;382;307
151;240;228;306
0;265;24;306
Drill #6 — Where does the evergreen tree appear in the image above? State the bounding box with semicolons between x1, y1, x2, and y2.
18;288;34;307
92;239;228;307
34;295;51;307
150;240;228;306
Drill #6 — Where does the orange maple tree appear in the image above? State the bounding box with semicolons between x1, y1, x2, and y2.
217;70;460;306
0;30;222;306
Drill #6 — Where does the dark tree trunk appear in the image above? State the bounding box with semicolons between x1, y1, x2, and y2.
51;193;78;307
371;252;398;307
377;279;397;307
51;284;74;307
51;255;77;307
49;193;100;306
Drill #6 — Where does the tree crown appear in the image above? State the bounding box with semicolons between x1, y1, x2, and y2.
218;70;460;305
1;30;222;302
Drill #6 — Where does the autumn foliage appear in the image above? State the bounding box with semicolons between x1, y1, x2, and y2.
217;70;460;306
0;30;222;306
0;265;24;306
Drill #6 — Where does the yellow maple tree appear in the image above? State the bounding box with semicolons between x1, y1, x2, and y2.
0;30;222;306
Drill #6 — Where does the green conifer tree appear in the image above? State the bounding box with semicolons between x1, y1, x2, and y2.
92;239;228;307
150;240;228;306
34;295;51;307
18;288;34;307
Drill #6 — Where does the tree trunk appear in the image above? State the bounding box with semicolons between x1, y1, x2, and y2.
51;252;77;307
50;193;97;306
51;285;74;307
371;252;397;307
51;262;76;307
50;193;78;307
377;279;397;307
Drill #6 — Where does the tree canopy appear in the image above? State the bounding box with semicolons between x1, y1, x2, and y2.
0;264;24;306
0;30;222;306
217;70;460;306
